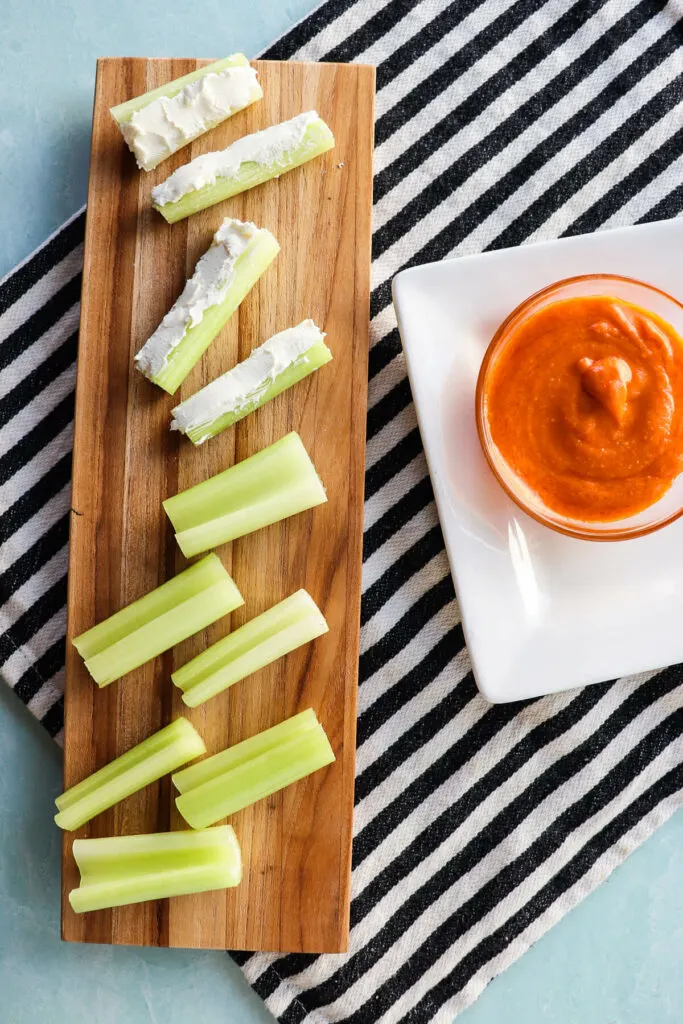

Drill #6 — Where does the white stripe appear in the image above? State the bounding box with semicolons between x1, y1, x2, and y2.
374;0;579;182
368;351;407;411
601;149;683;228
0;424;73;515
360;549;451;656
289;0;395;61
0;245;82;344
366;401;417;470
0;484;70;579
364;452;428;532
382;702;680;1024
358;600;461;717
373;0;640;228
453;37;683;256
0;608;66;687
0;546;68;633
369;305;399;348
0;365;75;466
304;678;667;1018
363;501;437;592
356;645;471;777
0;301;79;399
27;670;65;719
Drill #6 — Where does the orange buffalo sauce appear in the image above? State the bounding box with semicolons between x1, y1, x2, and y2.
484;295;683;521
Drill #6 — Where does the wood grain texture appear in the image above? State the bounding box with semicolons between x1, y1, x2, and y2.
62;57;374;952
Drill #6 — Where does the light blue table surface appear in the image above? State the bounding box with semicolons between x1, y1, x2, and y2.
1;3;682;1022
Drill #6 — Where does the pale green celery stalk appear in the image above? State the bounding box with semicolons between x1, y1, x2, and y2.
54;719;206;832
172;338;332;445
155;118;335;224
142;228;280;396
163;432;326;558
173;708;318;794
110;55;250;123
175;721;335;828
173;590;328;707
72;554;243;687
69;826;241;913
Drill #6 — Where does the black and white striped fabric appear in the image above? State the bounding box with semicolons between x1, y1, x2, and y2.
2;1;683;1021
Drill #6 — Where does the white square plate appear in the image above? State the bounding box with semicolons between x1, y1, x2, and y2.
392;219;683;703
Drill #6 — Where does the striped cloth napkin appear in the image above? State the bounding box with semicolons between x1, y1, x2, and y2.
2;1;683;1022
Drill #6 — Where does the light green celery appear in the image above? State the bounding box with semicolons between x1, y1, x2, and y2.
72;554;243;687
54;719;206;832
173;708;318;794
173;590;328;707
175;720;335;828
146;228;279;396
110;55;250;123
155;118;335;224
173;339;333;445
69;826;241;913
163;432;326;559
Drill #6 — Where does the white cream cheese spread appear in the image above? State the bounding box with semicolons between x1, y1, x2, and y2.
171;319;325;439
121;65;261;171
152;110;320;206
135;217;261;381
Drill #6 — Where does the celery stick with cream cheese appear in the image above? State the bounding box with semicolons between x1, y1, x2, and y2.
110;54;262;171
152;110;335;223
171;319;331;444
135;217;279;395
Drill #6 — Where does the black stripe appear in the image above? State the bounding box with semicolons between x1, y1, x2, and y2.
229;951;252;967
41;694;64;738
369;5;679;319
13;638;66;705
564;123;683;236
252;964;288;1002
260;0;357;60
275;672;679;999
0;575;67;667
0;515;69;602
373;0;665;241
356;657;473;806
637;180;683;222
0;212;84;318
357;623;466;748
0;451;72;546
367;377;413;442
322;0;422;63
373;0;491;93
361;523;444;626
0;275;80;373
374;0;553;153
278;999;308;1024
0;331;77;430
365;427;423;499
414;761;683;1021
368;328;402;380
363;476;433;563
360;577;455;684
0;392;74;488
491;69;683;251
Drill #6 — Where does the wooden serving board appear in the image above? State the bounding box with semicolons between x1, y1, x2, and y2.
62;57;374;952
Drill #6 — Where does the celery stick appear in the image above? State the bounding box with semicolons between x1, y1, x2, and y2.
153;113;335;224
173;590;328;707
175;722;335;828
173;708;318;794
72;554;243;687
110;55;262;171
69;826;241;913
135;218;279;396
171;320;332;445
163;432;326;558
55;719;206;832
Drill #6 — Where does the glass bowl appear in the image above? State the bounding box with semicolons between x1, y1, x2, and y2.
475;274;683;541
